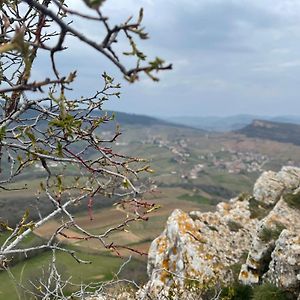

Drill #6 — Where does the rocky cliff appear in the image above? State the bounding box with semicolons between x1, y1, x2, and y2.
89;167;300;300
137;166;300;299
237;119;300;145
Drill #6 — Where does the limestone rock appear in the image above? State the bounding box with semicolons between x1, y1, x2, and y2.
239;198;300;286
253;170;284;205
253;166;300;205
277;166;300;190
139;166;300;299
263;230;300;296
139;198;258;299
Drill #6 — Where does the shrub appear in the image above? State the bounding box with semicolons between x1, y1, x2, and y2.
252;283;290;300
227;220;243;232
221;282;253;300
249;198;273;219
283;192;300;210
259;222;286;242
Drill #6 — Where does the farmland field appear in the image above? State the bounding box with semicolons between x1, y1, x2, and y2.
0;187;208;299
2;119;300;298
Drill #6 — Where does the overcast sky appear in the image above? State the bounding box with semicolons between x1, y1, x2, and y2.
47;0;300;117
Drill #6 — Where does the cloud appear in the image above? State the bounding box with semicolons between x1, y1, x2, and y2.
37;1;300;116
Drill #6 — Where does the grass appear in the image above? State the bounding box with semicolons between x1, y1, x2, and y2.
0;187;204;299
220;282;253;300
252;283;292;300
248;197;273;219
177;193;216;206
220;282;293;300
0;248;141;300
0;231;11;245
259;222;286;243
237;192;252;201
227;220;243;232
283;192;300;210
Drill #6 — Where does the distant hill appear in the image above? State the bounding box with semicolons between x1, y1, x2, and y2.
237;119;300;145
166;115;300;132
7;108;193;130
98;110;205;133
104;110;177;127
166;115;254;132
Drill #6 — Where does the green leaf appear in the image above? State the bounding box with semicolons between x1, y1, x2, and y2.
0;222;13;232
24;127;36;144
0;126;6;141
57;175;63;193
56;141;63;157
20;209;30;226
83;0;105;9
40;182;45;191
122;178;130;189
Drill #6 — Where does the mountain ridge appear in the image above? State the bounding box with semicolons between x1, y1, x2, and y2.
165;114;300;132
237;119;300;146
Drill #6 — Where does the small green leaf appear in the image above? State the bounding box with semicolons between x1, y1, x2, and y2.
57;175;63;193
24;127;36;144
56;141;63;157
83;0;105;9
0;126;6;141
122;178;130;189
0;222;13;232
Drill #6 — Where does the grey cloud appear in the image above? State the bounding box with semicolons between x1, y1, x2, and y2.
35;1;300;117
140;1;280;54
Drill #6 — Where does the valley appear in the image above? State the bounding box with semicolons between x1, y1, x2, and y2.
1;112;300;299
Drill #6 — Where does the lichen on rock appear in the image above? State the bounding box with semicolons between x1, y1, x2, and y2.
139;197;258;298
264;229;300;294
138;166;300;299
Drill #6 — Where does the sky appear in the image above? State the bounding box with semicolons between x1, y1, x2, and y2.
39;0;300;117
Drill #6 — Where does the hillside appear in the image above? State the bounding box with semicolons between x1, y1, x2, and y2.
3;112;300;299
3;112;300;225
166;114;300;132
105;110;179;127
0;110;205;225
2;108;179;128
237;119;300;146
166;114;255;131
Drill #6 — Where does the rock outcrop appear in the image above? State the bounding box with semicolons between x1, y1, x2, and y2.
138;167;300;299
264;230;300;292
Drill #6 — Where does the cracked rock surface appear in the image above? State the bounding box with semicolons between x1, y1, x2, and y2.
138;167;300;299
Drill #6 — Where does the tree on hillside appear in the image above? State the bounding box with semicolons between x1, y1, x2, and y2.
0;0;171;297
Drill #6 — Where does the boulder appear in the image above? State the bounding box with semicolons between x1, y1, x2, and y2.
239;197;300;287
139;166;300;299
253;170;284;205
264;230;300;295
253;166;300;206
139;198;258;298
